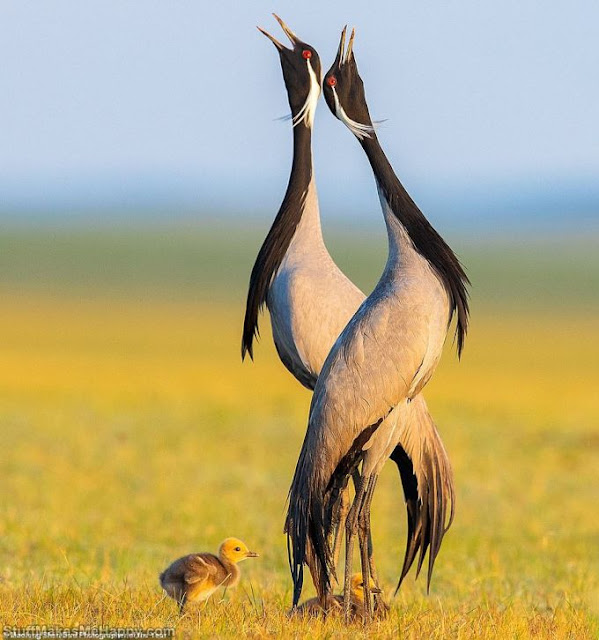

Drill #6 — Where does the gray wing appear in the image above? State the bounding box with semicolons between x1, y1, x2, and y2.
311;296;431;454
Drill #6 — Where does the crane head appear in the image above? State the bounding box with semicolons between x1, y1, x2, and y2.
258;15;322;129
323;27;375;141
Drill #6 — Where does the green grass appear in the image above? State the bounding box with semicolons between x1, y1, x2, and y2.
0;225;598;638
1;224;597;307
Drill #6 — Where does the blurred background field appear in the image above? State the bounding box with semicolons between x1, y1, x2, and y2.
0;225;598;638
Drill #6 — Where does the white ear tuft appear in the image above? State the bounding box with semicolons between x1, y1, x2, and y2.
291;59;321;129
332;88;376;140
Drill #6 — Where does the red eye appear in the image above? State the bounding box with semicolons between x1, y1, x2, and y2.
327;76;337;87
302;49;312;59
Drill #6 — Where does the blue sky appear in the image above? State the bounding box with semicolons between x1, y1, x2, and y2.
1;1;598;227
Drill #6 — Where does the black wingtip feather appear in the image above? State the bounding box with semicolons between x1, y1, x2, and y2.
285;450;331;608
390;423;455;595
241;332;256;362
286;421;382;606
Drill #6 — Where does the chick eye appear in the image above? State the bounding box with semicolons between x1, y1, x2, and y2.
235;547;241;552
302;49;312;60
326;76;337;87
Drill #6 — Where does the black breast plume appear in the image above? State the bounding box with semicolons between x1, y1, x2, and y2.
363;136;470;356
383;180;470;356
241;126;312;359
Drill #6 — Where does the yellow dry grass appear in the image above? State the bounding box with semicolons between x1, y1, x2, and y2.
1;284;598;638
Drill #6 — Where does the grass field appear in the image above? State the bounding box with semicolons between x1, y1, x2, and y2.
1;224;598;638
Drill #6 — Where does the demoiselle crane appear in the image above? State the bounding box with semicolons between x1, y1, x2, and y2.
241;14;363;571
285;28;470;619
242;14;364;393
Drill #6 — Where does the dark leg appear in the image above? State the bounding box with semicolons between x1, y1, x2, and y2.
333;469;363;574
370;551;390;618
343;474;367;622
361;476;390;618
357;475;377;620
351;468;361;491
331;485;350;574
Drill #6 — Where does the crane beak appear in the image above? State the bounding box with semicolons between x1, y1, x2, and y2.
346;27;356;63
272;14;300;47
332;26;356;68
332;25;347;68
257;26;285;51
257;14;300;51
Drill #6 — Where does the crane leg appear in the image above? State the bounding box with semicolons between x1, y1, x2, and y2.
331;485;350;575
351;468;362;496
357;475;377;620
343;474;367;622
332;469;364;574
369;548;390;618
359;475;390;618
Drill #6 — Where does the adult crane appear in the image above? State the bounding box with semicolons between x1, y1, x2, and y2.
285;28;469;619
241;15;364;568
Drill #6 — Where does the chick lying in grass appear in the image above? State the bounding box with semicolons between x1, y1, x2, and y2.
159;537;258;612
294;573;383;621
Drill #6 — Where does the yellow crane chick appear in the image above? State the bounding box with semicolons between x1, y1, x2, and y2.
295;573;383;621
159;537;258;612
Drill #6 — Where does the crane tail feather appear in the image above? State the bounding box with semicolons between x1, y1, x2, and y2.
391;396;455;594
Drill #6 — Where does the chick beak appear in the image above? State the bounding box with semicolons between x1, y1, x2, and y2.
246;551;259;558
370;586;382;594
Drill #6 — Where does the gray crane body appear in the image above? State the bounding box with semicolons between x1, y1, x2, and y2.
309;186;450;485
287;182;457;610
267;177;364;390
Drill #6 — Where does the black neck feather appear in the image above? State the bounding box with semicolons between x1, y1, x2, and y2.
242;123;313;359
361;135;470;356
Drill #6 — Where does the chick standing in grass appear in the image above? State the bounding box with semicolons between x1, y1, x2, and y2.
295;573;383;621
159;537;259;612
